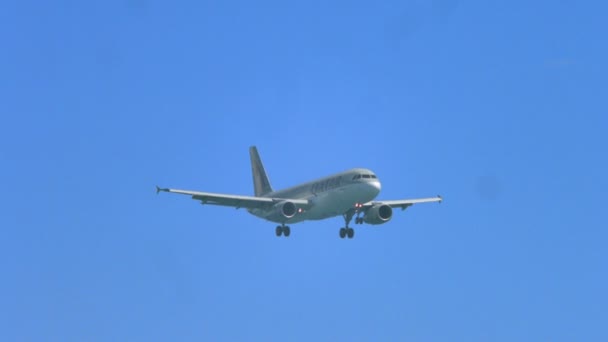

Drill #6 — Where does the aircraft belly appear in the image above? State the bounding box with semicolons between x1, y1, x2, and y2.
304;183;375;221
305;195;348;220
247;182;378;224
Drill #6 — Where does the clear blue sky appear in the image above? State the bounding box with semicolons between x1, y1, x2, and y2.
1;0;607;341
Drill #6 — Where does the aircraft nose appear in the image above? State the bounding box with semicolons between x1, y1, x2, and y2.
370;180;381;194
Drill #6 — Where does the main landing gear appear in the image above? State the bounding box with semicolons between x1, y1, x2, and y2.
339;209;356;239
275;225;291;237
339;227;354;239
339;204;366;239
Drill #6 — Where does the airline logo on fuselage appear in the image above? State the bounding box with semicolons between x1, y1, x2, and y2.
311;176;342;194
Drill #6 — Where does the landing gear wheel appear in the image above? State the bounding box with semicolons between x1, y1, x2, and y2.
339;209;358;239
347;228;354;239
283;226;291;237
275;226;282;237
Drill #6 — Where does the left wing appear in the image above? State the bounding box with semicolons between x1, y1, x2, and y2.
156;186;310;210
362;195;442;210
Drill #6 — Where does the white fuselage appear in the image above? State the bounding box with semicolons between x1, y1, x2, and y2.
248;168;381;224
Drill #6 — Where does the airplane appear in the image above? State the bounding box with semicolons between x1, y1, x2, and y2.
157;146;442;239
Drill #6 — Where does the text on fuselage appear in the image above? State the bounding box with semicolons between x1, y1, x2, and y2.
311;176;342;194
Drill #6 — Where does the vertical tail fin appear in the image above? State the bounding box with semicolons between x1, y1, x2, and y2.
249;146;273;196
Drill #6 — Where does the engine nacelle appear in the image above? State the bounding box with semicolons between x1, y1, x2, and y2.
363;204;393;225
267;201;297;221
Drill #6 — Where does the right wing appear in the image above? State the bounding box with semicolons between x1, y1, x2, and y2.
362;196;442;210
156;186;310;210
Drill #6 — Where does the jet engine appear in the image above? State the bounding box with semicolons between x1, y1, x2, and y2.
267;201;297;221
363;204;393;225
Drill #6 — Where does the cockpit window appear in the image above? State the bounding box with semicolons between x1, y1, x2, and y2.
352;175;361;180
362;174;371;179
370;175;377;179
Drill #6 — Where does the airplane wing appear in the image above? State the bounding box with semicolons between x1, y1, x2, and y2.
156;186;310;210
363;196;442;210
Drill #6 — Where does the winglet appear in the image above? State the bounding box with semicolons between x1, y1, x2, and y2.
438;195;443;203
156;186;168;194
